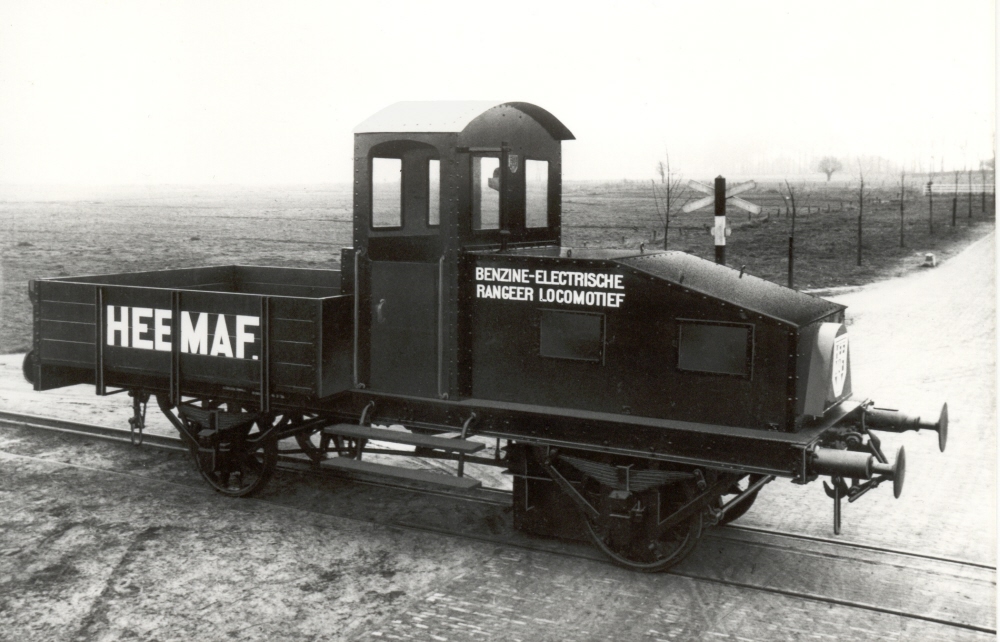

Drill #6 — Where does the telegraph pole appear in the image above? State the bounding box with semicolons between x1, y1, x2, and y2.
927;180;934;234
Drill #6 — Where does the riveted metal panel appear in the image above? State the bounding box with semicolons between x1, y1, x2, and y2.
616;252;844;328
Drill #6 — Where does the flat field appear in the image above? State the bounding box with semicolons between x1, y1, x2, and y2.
0;180;993;353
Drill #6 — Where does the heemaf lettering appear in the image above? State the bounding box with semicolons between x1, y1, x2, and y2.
105;306;260;360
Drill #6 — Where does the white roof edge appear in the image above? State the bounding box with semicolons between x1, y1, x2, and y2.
354;101;504;134
353;101;575;140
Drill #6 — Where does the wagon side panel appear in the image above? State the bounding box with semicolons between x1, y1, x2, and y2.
32;280;96;390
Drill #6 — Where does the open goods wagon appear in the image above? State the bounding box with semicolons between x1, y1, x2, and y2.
23;101;947;571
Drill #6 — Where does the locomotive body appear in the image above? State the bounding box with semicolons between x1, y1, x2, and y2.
23;101;946;571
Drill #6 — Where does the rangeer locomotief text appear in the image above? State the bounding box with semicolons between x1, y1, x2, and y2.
23;102;947;571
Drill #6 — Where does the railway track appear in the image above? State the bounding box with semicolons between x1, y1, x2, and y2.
0;410;994;637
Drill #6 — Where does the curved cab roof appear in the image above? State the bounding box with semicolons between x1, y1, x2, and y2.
354;101;575;140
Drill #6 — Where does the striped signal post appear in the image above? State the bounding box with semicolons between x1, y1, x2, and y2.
714;176;727;264
683;177;761;265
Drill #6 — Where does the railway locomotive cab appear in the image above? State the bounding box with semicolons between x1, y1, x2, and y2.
23;101;948;571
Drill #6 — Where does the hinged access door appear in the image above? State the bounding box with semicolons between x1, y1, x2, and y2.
369;260;439;397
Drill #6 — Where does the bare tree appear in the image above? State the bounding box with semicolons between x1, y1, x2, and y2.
927;170;934;235
952;171;959;227
818;157;844;182
651;154;687;250
856;163;870;266
981;164;988;213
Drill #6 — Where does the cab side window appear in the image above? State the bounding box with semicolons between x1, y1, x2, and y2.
525;160;548;228
540;310;605;363
428;159;441;226
676;320;753;377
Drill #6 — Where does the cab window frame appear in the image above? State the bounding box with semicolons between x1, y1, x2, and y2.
427;158;441;227
471;153;501;233
524;158;550;229
370;156;404;230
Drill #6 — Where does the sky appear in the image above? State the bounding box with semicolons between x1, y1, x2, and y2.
0;0;995;184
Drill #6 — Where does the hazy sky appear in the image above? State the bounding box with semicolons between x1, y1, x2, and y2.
0;0;994;184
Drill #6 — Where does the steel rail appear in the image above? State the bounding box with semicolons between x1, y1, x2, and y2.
0;410;508;507
0;433;992;637
0;410;186;452
399;516;999;636
0;409;990;568
0;410;993;635
724;524;997;572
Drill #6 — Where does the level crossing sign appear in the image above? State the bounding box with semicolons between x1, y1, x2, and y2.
682;180;762;215
681;176;761;264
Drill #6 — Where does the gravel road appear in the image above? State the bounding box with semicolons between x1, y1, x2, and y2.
742;232;996;565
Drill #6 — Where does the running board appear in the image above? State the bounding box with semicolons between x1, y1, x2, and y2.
322;423;485;454
321;457;482;489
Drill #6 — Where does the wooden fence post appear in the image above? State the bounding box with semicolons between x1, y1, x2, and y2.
928;181;934;234
968;170;973;219
952;171;958;227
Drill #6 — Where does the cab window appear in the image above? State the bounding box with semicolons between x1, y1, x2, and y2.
525;159;548;228
372;157;402;228
472;155;500;230
428;159;440;226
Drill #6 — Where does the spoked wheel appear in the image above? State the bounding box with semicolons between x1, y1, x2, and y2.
717;474;764;526
289;414;331;463
186;405;278;498
294;429;331;463
583;479;703;572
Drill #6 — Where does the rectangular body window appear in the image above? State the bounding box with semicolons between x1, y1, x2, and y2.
428;159;440;226
677;321;753;377
372;157;402;228
472;156;500;230
540;310;604;363
525;159;548;228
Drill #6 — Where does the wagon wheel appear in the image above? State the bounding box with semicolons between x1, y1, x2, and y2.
293;418;333;463
295;429;363;461
194;416;278;497
21;350;36;385
717;474;764;526
583;479;703;573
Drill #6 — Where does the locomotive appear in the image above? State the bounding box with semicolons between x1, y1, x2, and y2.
22;101;947;571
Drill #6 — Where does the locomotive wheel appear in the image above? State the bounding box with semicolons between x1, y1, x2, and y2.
583;480;703;573
717;474;764;526
195;417;278;497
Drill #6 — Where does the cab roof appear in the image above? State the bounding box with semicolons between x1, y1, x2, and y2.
354;101;575;140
